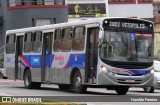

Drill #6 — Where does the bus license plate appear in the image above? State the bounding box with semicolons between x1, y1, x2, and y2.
125;79;135;82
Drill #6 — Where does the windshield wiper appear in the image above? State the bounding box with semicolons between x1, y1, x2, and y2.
148;42;152;58
118;32;128;47
134;39;138;59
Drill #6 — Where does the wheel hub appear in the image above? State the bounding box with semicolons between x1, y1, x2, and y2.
25;74;29;86
75;76;81;89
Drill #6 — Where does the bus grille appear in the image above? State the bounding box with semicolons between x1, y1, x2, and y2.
117;79;142;84
114;65;149;69
116;73;144;76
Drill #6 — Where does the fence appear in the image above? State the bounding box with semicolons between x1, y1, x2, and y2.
8;0;65;7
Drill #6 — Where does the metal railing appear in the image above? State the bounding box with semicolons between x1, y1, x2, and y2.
153;0;160;2
8;0;27;6
139;0;153;2
8;0;65;7
108;0;134;2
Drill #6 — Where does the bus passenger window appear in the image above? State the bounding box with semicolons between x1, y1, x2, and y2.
61;28;72;51
24;32;32;53
33;31;42;53
45;34;53;55
5;34;16;54
73;26;85;51
53;29;61;52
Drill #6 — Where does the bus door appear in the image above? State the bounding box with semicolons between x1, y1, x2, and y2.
86;27;99;84
15;34;24;80
42;32;53;82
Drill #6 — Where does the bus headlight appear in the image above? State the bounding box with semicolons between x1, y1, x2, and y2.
150;69;154;74
100;65;108;73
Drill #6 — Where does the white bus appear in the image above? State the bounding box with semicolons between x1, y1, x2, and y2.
4;18;154;95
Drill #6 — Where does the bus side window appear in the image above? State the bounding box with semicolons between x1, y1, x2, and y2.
24;32;32;53
33;31;42;53
73;26;85;51
90;28;99;50
53;29;61;52
61;28;72;51
5;34;16;54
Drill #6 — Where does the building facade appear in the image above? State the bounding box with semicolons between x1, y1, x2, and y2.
109;0;153;18
0;0;68;50
0;0;154;51
153;0;160;59
66;0;109;21
66;0;153;20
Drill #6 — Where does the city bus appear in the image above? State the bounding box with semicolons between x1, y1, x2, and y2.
4;18;154;95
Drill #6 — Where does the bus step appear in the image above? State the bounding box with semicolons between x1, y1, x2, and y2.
88;78;96;84
88;78;92;83
42;81;51;84
85;83;96;85
93;78;96;84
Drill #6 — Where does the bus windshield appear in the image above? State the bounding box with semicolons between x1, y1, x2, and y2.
99;30;153;62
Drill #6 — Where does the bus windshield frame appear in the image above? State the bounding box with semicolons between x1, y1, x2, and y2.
100;18;154;64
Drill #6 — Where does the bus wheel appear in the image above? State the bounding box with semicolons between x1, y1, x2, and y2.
58;84;70;90
115;86;129;95
73;71;87;93
24;70;41;89
143;87;154;93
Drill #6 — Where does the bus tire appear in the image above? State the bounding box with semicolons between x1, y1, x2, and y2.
73;71;87;93
115;86;129;95
58;84;70;90
24;70;41;89
143;87;154;93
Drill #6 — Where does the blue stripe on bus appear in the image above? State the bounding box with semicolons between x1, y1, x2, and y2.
64;54;85;69
45;55;54;68
19;61;26;67
20;54;150;75
125;69;150;75
21;55;54;68
23;55;42;68
20;54;85;69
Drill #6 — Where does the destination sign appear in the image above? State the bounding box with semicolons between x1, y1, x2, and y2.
103;19;153;31
109;22;145;29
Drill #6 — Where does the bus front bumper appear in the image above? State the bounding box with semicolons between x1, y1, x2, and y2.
97;72;154;87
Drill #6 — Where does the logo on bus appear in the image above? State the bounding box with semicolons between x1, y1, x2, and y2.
33;59;39;63
31;57;40;65
55;55;64;61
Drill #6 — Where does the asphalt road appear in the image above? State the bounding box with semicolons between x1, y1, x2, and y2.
0;78;160;105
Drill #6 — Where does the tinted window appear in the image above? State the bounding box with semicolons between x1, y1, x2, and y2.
24;32;32;53
6;34;16;54
61;28;72;51
53;29;61;52
73;27;85;51
33;31;42;53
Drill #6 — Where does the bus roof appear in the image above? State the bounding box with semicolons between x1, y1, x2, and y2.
6;17;153;35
